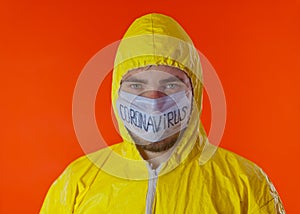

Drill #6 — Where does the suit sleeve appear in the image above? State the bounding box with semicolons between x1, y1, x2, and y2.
249;168;286;214
40;163;78;214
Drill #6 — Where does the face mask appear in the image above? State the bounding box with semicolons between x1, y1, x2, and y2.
116;90;192;143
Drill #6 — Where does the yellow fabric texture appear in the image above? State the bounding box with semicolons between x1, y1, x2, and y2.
40;13;285;213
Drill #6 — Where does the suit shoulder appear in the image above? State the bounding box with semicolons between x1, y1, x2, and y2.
63;143;123;178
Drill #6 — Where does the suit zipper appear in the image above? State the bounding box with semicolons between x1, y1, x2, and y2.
145;164;162;214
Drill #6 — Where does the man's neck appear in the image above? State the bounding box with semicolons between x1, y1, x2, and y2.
137;147;175;169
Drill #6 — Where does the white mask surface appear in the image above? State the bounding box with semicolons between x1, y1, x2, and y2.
116;90;192;143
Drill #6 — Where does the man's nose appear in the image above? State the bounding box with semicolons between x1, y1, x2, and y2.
140;90;166;99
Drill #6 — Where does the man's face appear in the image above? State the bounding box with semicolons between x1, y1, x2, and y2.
119;65;193;152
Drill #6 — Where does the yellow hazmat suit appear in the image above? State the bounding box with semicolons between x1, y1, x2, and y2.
41;13;285;213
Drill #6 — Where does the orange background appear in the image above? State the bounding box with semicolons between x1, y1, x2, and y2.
1;0;299;213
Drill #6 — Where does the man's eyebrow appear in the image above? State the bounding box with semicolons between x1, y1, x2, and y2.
122;77;148;84
159;76;185;84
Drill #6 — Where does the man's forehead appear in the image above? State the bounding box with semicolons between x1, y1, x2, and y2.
122;65;189;81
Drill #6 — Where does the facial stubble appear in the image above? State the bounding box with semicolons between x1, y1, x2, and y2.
128;129;185;153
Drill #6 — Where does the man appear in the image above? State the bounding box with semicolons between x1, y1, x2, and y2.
41;13;285;213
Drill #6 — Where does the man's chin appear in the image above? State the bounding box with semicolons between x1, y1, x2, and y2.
126;128;187;153
136;139;177;153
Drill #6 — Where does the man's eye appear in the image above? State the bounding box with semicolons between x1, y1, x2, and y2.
165;83;177;89
130;84;142;89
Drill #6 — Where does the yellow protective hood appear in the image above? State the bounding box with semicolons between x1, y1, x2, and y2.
107;13;212;179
